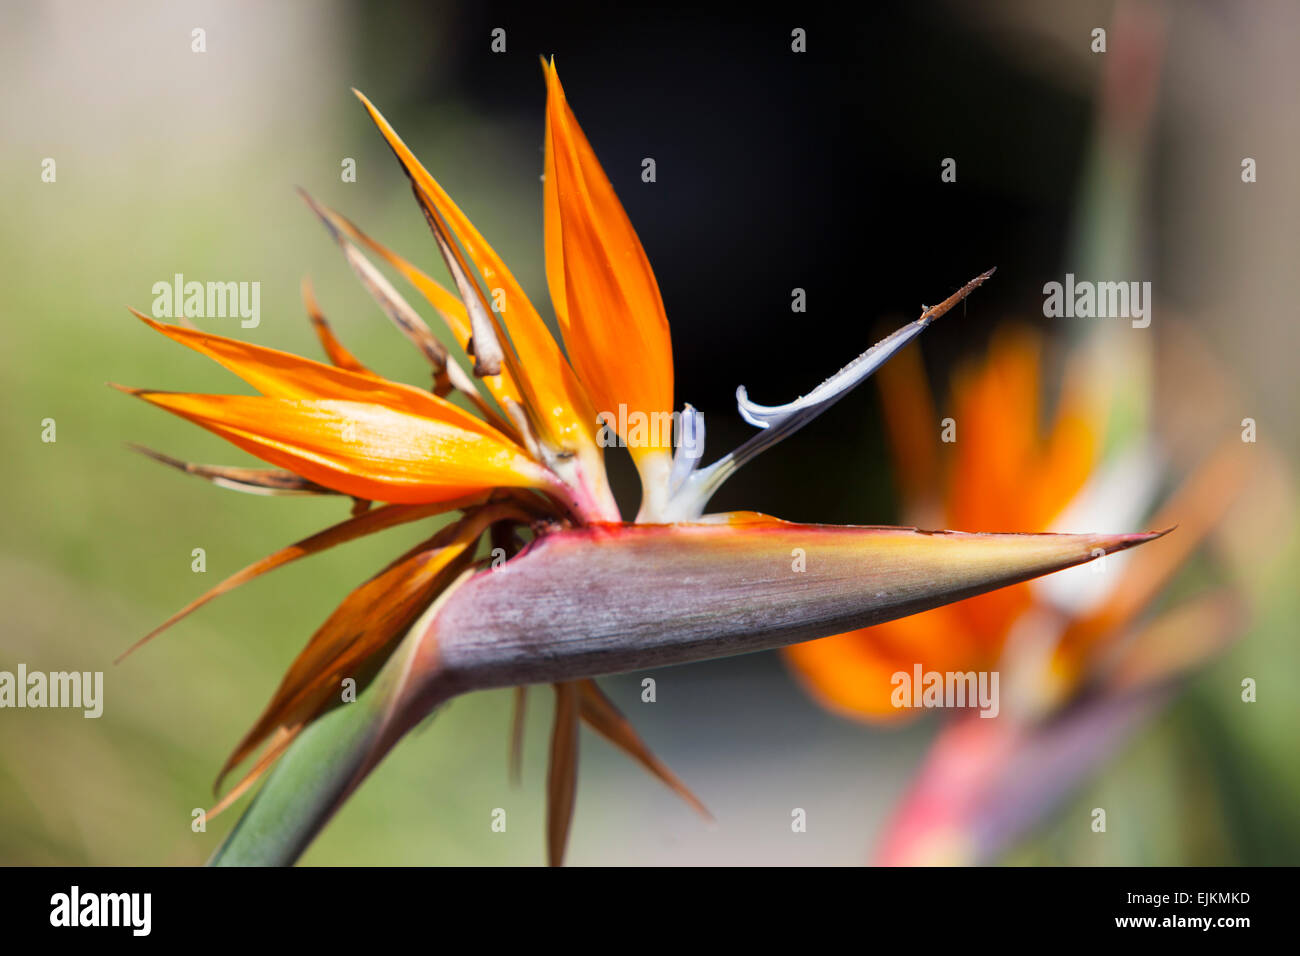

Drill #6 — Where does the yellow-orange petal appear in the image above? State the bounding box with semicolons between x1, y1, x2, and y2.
118;389;557;504
131;310;505;442
543;60;674;459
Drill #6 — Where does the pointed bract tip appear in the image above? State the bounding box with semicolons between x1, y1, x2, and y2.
1097;527;1174;554
351;89;385;124
352;88;381;118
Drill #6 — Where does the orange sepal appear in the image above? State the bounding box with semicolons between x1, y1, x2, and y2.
543;60;673;458
116;388;556;505
130;310;502;439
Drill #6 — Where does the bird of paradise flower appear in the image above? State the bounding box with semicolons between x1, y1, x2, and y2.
785;324;1250;864
117;62;1167;866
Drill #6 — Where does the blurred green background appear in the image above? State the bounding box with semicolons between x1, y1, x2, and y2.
1;0;1297;864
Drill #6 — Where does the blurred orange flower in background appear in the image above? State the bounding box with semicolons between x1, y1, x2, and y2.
785;323;1253;864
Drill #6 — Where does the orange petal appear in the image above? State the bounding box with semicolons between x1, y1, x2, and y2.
130;310;502;440
547;681;580;867
938;327;1073;652
945;327;1044;532
1033;357;1101;524
543;60;674;462
352;89;599;459
118;389;556;505
576;678;711;819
